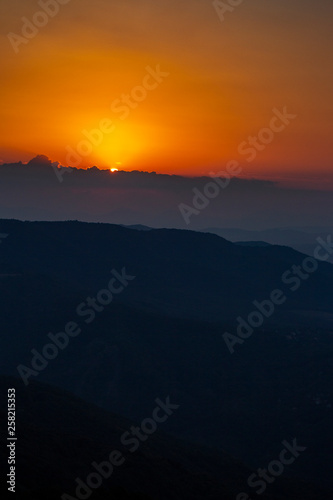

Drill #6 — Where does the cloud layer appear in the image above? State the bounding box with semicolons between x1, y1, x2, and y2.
0;156;332;230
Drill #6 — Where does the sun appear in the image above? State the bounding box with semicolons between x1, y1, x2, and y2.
110;168;119;172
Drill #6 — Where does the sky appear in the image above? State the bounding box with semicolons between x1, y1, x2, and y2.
0;0;332;186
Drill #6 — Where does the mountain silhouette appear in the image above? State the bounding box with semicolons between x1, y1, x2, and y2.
0;219;332;496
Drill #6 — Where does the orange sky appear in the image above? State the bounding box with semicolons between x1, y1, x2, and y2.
0;0;332;183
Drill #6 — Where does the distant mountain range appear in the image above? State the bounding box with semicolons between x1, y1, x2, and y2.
125;223;333;260
200;227;333;263
0;219;332;325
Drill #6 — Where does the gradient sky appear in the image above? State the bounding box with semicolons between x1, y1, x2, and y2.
0;0;332;184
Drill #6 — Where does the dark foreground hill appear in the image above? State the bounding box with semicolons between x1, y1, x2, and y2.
0;376;330;500
0;220;332;495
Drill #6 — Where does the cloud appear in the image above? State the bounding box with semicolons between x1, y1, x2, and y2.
0;156;332;230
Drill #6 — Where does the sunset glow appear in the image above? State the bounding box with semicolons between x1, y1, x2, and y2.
0;0;332;185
